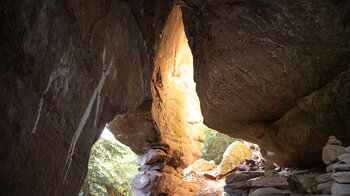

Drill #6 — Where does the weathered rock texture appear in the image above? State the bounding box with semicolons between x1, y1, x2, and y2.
181;0;350;166
0;0;170;195
1;0;350;195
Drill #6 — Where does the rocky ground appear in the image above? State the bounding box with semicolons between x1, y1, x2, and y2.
181;136;350;196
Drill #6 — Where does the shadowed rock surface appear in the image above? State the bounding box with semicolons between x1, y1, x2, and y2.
0;0;170;195
1;0;350;195
180;0;350;166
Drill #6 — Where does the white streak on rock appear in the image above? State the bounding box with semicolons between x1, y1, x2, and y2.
31;67;69;135
63;53;114;183
94;56;113;127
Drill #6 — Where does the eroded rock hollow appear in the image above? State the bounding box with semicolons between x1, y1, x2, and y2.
1;0;350;195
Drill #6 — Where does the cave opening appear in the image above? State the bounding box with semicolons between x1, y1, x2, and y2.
81;6;262;196
80;126;138;196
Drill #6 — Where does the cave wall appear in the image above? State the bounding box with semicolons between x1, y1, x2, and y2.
1;0;350;195
180;0;350;166
0;0;170;195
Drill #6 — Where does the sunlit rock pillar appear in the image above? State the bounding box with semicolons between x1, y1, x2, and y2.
111;6;206;195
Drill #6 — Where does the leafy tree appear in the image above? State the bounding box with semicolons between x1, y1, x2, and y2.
201;125;239;165
80;137;138;196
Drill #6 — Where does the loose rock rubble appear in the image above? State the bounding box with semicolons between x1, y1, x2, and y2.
223;136;350;196
324;137;350;196
182;136;349;196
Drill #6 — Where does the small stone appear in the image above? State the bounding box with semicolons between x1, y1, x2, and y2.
326;163;336;172
245;158;256;165
251;176;289;188
332;172;350;183
250;187;291;196
326;136;342;145
143;149;168;165
224;180;252;189
322;145;345;164
234;164;249;171
225;171;264;184
338;153;350;164
331;162;350;171
316;173;333;183
316;181;333;194
345;146;350;153
190;159;216;172
331;182;350;196
198;188;223;196
223;188;245;196
225;176;289;190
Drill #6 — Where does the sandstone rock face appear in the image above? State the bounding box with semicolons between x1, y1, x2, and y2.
151;6;205;169
129;6;206;196
0;0;170;195
109;101;162;155
181;0;350;166
219;141;251;175
2;0;350;195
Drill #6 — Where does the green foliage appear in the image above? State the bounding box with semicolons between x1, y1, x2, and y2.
201;125;239;165
80;137;138;196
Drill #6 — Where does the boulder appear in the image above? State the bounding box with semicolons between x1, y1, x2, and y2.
332;172;350;183
218;141;251;175
322;145;346;164
316;173;333;183
316;181;333;194
250;188;291;196
326;136;342;146
331;183;350;196
182;0;350;167
225;171;264;184
190;159;216;172
338;153;350;164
